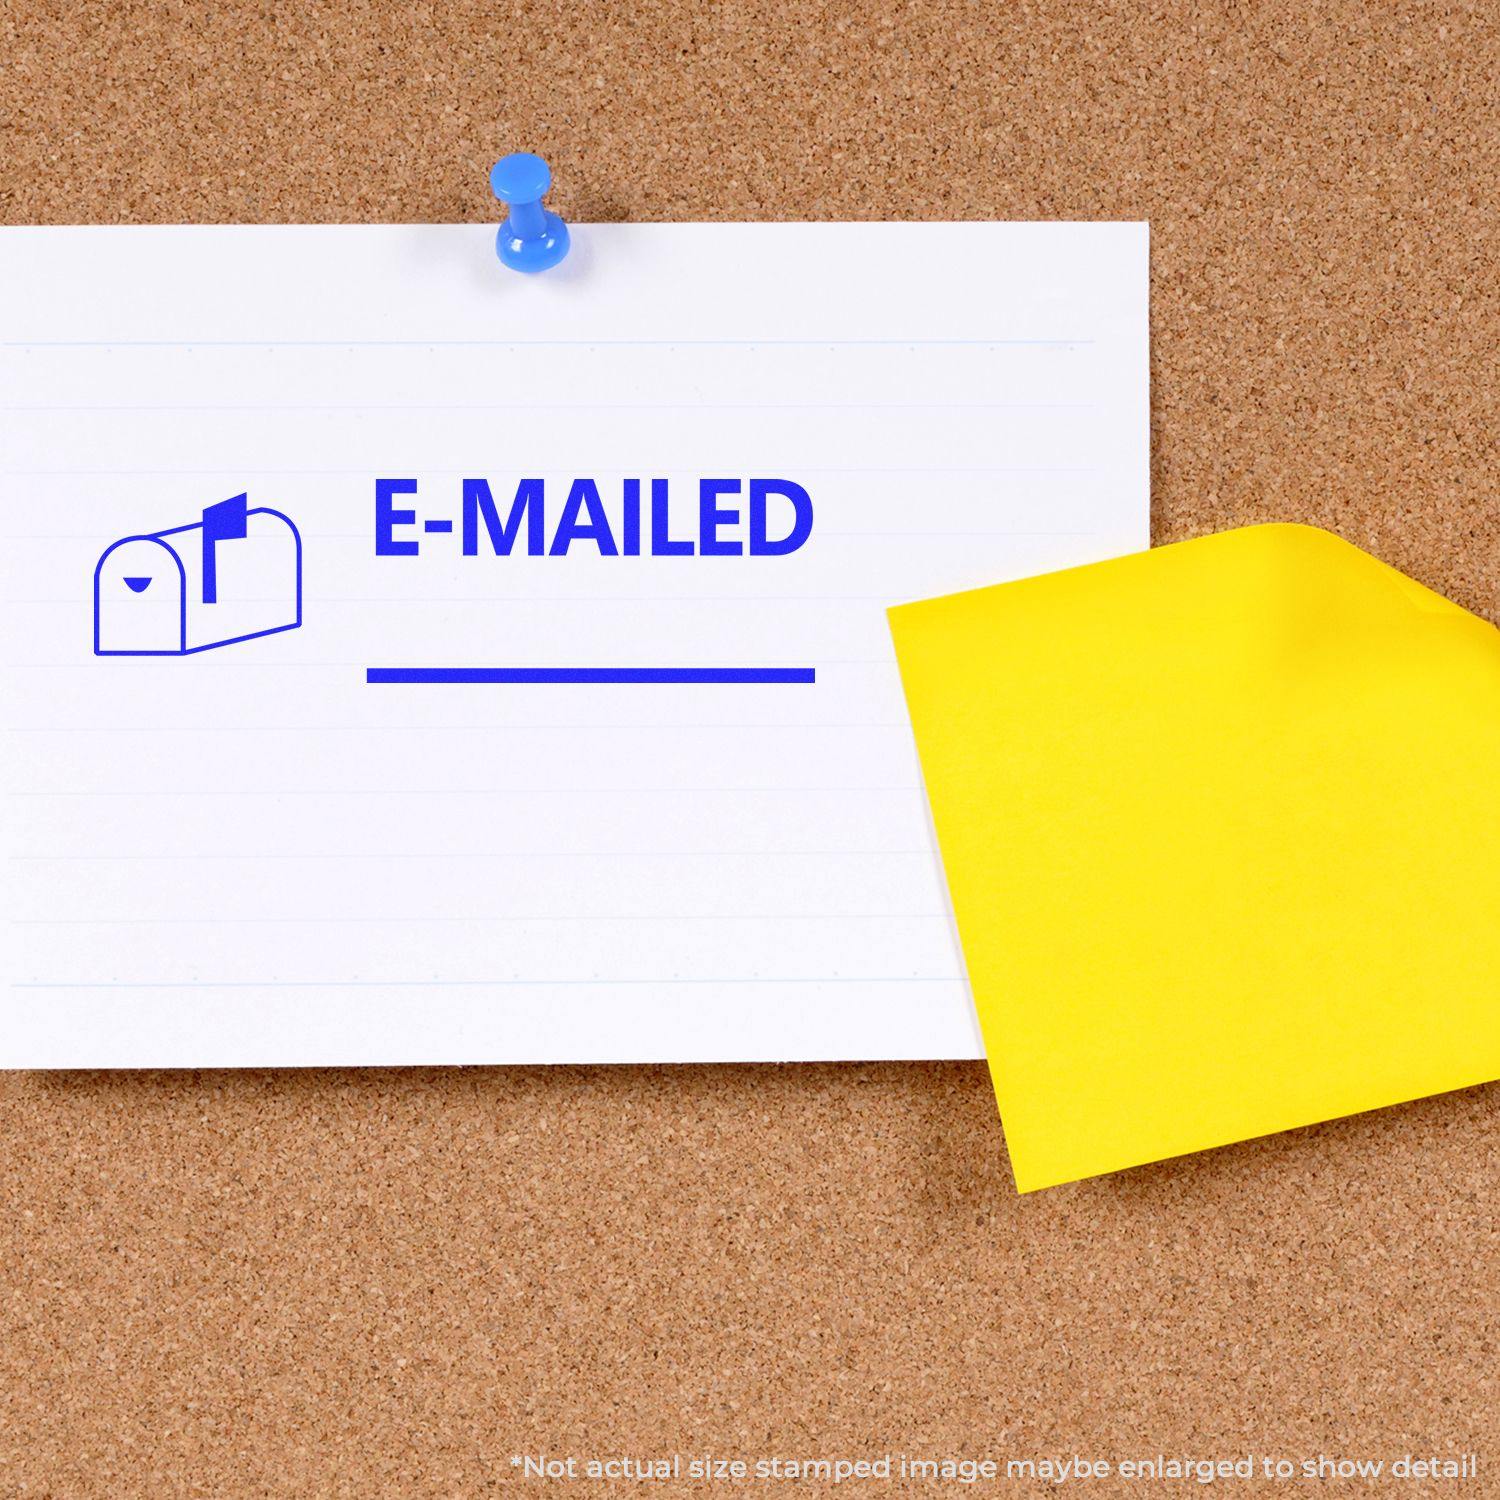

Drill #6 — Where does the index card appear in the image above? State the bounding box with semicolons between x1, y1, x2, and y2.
0;222;1148;1065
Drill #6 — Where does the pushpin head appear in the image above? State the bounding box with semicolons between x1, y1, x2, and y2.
490;152;570;274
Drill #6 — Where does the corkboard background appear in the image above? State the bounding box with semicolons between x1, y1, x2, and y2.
2;0;1497;1494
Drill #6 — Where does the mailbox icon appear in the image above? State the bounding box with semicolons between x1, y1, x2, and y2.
94;496;302;656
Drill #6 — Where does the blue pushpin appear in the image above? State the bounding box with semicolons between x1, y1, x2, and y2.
490;153;570;273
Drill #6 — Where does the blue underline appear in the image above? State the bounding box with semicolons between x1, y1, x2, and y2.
365;667;816;685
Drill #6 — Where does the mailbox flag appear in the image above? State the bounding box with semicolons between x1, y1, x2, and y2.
200;493;249;604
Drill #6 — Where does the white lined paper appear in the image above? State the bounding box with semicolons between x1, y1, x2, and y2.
0;222;1147;1065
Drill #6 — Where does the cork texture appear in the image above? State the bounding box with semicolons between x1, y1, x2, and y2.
1;0;1496;1493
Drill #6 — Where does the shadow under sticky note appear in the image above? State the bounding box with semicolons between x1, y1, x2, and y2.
888;524;1500;1192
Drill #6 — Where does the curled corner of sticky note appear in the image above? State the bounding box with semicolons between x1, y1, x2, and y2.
889;521;1500;1193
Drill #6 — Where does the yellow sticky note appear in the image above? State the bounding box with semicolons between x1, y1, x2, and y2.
888;524;1500;1191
